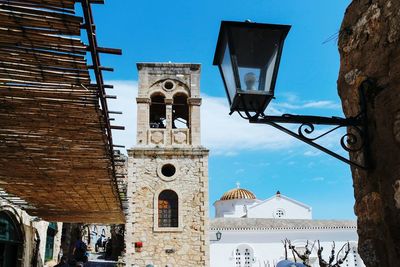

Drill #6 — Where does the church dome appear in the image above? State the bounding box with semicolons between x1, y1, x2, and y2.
220;187;256;201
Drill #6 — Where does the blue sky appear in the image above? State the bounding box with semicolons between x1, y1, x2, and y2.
88;0;355;219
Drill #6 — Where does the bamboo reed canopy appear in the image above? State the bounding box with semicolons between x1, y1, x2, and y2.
0;0;126;223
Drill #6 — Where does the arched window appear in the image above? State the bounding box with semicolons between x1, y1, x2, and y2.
234;244;255;267
150;94;166;128
158;190;178;227
172;94;189;129
0;211;23;267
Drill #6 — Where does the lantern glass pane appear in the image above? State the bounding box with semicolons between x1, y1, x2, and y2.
221;42;236;104
230;25;282;95
261;46;278;94
238;67;261;91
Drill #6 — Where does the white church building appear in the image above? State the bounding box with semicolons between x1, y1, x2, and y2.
209;187;365;267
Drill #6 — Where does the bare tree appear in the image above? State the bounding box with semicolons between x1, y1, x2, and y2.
317;241;351;267
332;243;351;267
287;239;298;263
286;239;314;267
281;239;350;267
282;239;288;260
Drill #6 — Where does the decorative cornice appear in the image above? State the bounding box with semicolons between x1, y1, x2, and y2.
209;218;357;232
188;98;202;106
128;147;209;157
164;98;173;105
137;62;201;71
136;97;150;104
210;225;358;231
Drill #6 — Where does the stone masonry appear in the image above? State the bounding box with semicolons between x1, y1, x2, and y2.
0;201;62;267
125;63;209;267
338;1;400;266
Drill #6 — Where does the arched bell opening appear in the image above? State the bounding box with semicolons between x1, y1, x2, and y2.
150;93;167;129
172;93;189;129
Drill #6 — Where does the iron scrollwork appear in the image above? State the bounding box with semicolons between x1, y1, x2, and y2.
236;80;372;169
297;121;365;153
298;123;341;141
340;125;365;152
248;112;367;169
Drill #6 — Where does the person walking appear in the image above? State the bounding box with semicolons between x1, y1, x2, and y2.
72;237;88;263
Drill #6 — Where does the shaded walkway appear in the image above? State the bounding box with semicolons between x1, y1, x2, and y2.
86;252;117;267
85;261;116;267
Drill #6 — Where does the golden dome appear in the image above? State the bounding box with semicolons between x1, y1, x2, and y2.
220;188;256;201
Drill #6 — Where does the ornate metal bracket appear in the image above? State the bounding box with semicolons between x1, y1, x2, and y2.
249;114;367;169
241;81;371;170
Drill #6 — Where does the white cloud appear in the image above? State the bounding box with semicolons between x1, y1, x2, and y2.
107;80;138;153
256;162;271;167
304;150;321;157
307;162;316;168
312;176;325;182
273;100;341;110
107;80;342;156
303;101;341;109
211;150;239;157
275;92;341;110
302;176;325;183
200;95;296;154
280;92;300;103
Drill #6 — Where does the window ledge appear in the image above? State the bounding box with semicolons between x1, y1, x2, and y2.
153;226;183;233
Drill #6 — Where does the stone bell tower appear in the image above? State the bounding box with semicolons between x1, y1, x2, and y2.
125;63;209;267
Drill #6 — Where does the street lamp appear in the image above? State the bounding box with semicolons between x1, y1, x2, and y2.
213;21;369;169
216;231;222;241
211;231;222;241
213;21;290;114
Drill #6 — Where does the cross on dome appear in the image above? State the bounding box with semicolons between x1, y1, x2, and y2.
236;182;240;189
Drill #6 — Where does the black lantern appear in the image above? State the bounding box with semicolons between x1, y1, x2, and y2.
216;231;222;241
213;21;291;114
211;231;222;241
211;21;369;170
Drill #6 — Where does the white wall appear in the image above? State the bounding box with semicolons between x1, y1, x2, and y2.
214;199;259;218
209;229;365;267
247;196;312;220
214;195;312;220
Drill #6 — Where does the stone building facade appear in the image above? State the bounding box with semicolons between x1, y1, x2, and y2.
337;1;400;266
0;201;62;267
125;63;209;267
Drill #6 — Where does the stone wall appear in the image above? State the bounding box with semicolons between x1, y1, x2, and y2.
337;0;400;265
125;148;209;267
125;63;209;267
0;202;62;266
135;63;202;148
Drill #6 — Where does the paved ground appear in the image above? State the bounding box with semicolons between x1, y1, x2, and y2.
45;253;118;267
85;261;116;267
86;252;117;267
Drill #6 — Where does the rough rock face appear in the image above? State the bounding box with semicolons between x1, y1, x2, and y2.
337;0;400;266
